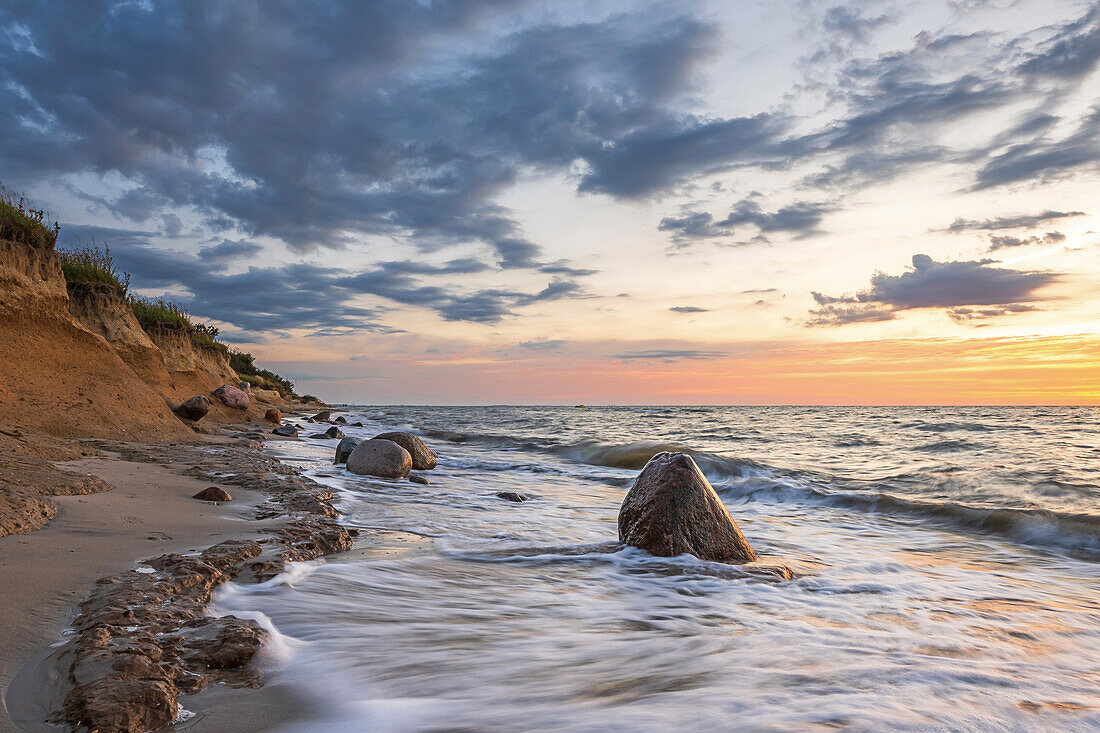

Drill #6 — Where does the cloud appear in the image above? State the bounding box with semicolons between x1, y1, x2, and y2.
946;304;1038;323
198;238;262;262
611;349;726;361
518;339;565;350
59;224;588;331
808;253;1059;326
659;198;834;243
974;106;1100;189
670;306;708;313
0;3;755;261
988;231;1065;251
945;210;1086;232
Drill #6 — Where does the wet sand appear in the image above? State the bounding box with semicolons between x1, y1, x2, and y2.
0;445;277;730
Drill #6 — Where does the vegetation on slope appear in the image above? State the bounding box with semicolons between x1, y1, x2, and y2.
229;350;296;398
0;183;59;249
3;177;304;402
56;242;131;297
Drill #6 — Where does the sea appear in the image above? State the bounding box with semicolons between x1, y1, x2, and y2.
211;406;1100;732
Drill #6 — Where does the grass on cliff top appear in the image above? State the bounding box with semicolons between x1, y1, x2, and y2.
130;297;230;353
130;296;193;331
0;183;59;249
57;242;131;297
230;349;296;397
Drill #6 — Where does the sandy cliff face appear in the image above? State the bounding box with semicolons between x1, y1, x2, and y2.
0;239;191;439
144;326;271;422
65;284;176;392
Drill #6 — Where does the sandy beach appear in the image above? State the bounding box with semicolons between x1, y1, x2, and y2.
0;420;365;732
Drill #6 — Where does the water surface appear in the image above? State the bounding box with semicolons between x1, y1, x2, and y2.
213;406;1100;731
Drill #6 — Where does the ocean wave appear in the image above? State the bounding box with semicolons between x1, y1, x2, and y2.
555;440;769;479
914;439;980;453
833;436;883;447
902;421;996;433
721;481;1100;558
417;429;770;479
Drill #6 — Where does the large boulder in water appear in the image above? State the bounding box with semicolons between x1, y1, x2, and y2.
311;410;332;422
175;395;211;422
372;432;437;470
618;452;757;564
346;439;412;479
334;436;362;464
212;384;250;410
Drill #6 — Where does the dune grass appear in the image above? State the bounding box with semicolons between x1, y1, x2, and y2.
57;242;131;297
0;183;59;249
129;296;193;331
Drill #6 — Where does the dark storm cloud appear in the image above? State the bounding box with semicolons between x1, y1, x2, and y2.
945;210;1086;232
58;225;586;332
807;253;1060;326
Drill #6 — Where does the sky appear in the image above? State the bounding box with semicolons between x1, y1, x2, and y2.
2;0;1098;404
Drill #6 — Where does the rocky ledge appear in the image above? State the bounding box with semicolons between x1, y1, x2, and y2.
51;438;355;733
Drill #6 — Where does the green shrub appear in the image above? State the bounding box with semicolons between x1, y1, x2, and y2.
229;349;295;397
129;296;193;331
0;183;59;249
229;349;256;375
57;241;130;297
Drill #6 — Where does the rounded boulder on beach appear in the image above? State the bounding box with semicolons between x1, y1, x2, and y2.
212;384;250;410
334;436;363;464
346;439;413;479
193;486;233;502
372;432;437;470
618;451;757;564
175;395;211;422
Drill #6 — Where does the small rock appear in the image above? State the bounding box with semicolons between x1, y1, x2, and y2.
334;436;363;464
618;452;756;563
264;408;282;423
351;421;364;427
334;416;347;424
409;474;430;485
238;381;251;392
346;439;412;479
497;491;527;502
311;410;332;422
272;425;298;437
175;395;211;422
324;426;344;439
372;432;437;470
193;486;233;502
212;384;250;410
